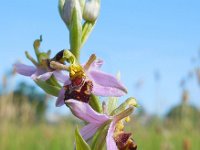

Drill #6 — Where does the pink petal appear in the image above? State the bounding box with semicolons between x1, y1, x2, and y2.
31;69;46;80
14;63;36;76
106;121;118;150
53;71;69;83
66;99;110;123
80;123;101;141
37;72;53;81
64;78;72;86
55;79;71;107
92;83;126;97
91;59;103;69
55;88;65;107
89;69;127;96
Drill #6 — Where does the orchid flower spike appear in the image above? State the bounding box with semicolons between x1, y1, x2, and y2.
55;50;127;106
66;97;138;150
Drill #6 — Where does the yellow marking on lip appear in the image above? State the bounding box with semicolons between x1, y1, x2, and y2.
115;121;124;132
69;64;86;80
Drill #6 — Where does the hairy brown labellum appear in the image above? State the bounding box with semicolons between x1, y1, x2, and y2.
64;80;93;103
126;139;137;150
71;76;86;88
114;132;137;150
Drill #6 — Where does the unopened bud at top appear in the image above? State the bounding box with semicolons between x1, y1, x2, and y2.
59;0;82;27
83;0;100;22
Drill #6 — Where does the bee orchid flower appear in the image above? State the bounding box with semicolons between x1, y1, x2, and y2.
66;98;137;150
55;54;127;106
14;42;67;84
13;38;68;96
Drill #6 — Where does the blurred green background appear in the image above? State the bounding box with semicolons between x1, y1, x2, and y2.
0;70;200;150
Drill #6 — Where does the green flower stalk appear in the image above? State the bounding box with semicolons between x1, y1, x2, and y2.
59;0;82;60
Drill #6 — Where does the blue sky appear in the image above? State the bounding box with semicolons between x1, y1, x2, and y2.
1;0;200;115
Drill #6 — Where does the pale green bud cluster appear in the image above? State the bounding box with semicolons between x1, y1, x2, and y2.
58;0;100;60
59;0;100;26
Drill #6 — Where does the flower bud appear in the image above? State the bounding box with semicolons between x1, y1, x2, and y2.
83;0;100;22
59;0;82;27
78;0;85;12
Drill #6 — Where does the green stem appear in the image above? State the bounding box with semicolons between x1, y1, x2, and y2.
70;46;80;62
89;94;102;113
70;7;82;62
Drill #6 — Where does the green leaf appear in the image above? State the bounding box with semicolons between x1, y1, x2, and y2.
89;94;102;113
70;5;82;61
75;127;91;150
91;121;111;150
107;97;118;115
35;80;61;97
